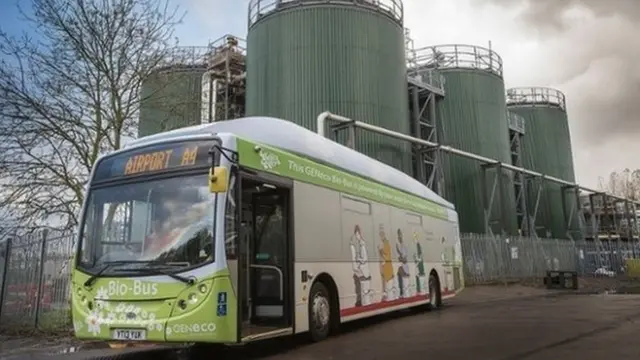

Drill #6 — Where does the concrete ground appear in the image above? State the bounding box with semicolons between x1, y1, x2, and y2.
4;283;640;360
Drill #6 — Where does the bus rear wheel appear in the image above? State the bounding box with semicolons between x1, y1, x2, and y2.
308;281;332;342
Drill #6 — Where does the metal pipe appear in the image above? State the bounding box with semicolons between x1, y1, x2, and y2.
316;111;640;205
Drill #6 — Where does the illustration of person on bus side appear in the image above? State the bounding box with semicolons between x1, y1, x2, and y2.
413;231;427;295
378;224;397;301
350;225;373;307
396;229;411;298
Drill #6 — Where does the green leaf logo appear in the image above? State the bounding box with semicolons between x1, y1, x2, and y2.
258;149;280;170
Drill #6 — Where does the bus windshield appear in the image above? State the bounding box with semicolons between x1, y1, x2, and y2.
77;173;215;273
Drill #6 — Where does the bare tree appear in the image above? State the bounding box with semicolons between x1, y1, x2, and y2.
600;169;640;201
0;0;185;233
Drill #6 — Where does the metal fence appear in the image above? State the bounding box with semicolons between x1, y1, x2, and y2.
0;229;638;332
461;233;639;285
0;230;74;332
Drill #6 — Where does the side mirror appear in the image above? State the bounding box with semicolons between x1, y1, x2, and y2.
209;167;228;193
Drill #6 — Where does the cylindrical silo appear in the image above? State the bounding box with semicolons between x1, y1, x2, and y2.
138;47;209;137
507;87;578;239
246;0;411;174
418;44;517;235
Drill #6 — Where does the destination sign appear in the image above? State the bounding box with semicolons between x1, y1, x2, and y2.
93;140;212;182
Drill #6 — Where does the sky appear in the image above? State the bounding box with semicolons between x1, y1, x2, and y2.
1;0;638;189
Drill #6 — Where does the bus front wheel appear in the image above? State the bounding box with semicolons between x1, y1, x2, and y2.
308;281;332;342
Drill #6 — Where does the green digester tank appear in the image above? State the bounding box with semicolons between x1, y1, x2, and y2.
245;0;412;174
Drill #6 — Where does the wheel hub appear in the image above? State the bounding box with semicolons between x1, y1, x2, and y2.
312;295;330;329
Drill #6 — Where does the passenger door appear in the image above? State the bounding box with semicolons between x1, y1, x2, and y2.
237;173;293;340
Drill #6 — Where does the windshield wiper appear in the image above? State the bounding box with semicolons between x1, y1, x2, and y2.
84;260;195;286
84;260;139;287
123;266;195;285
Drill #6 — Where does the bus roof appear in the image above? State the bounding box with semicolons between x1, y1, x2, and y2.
126;117;455;210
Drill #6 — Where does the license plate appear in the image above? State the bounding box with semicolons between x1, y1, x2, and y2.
112;329;146;340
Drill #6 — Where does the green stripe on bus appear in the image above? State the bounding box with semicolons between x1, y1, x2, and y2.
236;138;450;221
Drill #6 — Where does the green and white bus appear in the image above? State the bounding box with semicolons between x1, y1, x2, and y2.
70;117;464;345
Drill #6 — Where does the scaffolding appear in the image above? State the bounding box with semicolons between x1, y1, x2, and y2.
507;111;528;235
201;35;247;123
405;29;445;195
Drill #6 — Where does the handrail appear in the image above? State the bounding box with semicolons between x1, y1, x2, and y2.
413;44;503;78
248;0;404;29
250;264;284;300
507;87;566;111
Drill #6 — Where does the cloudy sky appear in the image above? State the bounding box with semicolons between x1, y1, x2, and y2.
0;0;636;189
173;0;639;189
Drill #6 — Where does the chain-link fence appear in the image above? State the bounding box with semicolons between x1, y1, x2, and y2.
461;233;640;285
0;230;74;333
0;229;638;332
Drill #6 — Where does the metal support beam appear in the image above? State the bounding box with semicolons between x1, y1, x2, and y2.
574;186;585;241
480;162;509;236
561;185;582;241
527;175;543;238
481;164;498;236
316;111;640;206
316;111;640;240
408;83;443;195
509;130;527;236
410;86;425;183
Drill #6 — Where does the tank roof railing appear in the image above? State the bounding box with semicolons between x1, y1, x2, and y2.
506;87;567;111
154;46;210;70
207;34;247;57
414;44;503;78
248;0;404;29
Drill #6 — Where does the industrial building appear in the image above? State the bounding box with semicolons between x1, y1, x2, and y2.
137;0;639;242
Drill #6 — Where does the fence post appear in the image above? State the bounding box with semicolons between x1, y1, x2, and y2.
34;229;48;330
0;238;12;323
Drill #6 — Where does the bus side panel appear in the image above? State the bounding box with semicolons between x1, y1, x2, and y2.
291;182;461;334
292;181;343;334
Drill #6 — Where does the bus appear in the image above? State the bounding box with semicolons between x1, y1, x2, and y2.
70;116;464;346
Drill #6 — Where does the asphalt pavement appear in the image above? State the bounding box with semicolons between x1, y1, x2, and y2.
4;284;640;360
218;289;640;360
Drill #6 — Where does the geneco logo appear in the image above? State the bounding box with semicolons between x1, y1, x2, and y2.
258;149;280;170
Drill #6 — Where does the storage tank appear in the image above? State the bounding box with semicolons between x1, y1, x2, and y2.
246;0;412;174
138;47;209;137
507;87;578;239
417;44;517;235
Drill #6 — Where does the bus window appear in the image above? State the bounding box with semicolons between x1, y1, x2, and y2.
78;174;215;272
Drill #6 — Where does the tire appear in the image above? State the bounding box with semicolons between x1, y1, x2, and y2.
308;281;332;342
428;274;442;310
